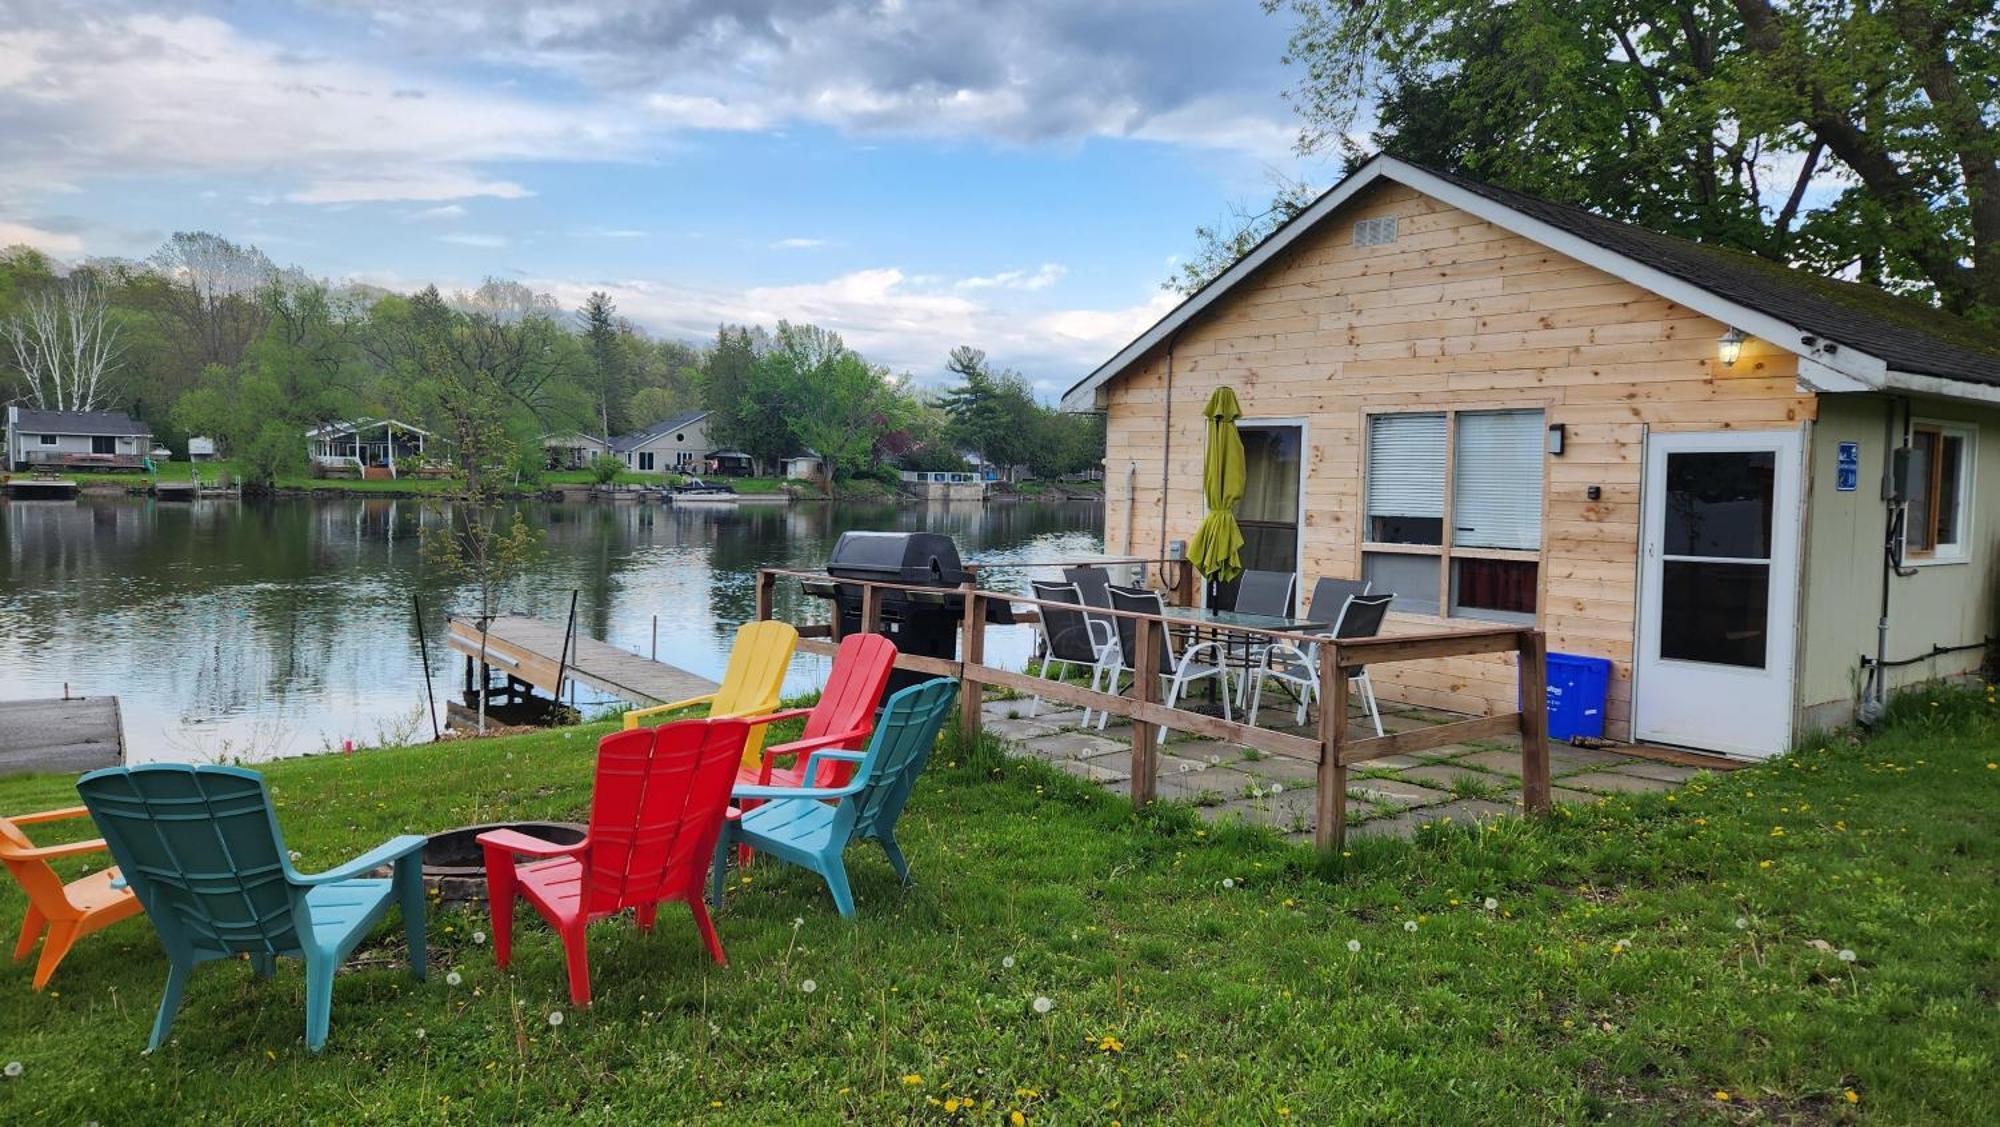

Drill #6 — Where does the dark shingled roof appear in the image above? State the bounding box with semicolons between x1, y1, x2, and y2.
610;409;710;453
9;408;152;436
1411;161;2000;388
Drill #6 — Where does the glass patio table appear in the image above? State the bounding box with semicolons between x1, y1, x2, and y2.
1156;605;1332;710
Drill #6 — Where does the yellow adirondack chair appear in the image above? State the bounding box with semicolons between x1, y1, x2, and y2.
623;621;799;769
1;806;144;990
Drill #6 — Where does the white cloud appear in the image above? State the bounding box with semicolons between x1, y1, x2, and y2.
959;263;1066;291
0;219;83;254
291;175;533;205
438;233;510;248
413;204;469;220
645;92;769;131
771;237;827;250
576;227;648;239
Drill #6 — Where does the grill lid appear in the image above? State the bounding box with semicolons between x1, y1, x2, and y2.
825;531;965;587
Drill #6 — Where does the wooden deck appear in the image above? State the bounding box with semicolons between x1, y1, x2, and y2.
0;697;125;776
445;615;717;706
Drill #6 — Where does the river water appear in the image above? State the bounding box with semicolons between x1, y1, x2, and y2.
0;495;1103;763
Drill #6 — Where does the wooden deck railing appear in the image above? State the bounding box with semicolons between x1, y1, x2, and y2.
754;567;1549;851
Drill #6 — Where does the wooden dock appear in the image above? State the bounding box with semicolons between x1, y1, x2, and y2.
0;697;125;776
3;476;80;500
445;615;717;706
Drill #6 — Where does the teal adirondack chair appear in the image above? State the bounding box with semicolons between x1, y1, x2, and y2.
75;764;428;1053
712;677;959;918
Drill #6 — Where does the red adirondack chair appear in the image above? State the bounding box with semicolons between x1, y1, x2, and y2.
479;717;749;1008
738;632;898;792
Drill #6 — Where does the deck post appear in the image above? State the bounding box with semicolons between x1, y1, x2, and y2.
754;569;775;622
1518;629;1552;815
958;583;985;744
1314;642;1351;852
1129;614;1161;806
860;582;883;635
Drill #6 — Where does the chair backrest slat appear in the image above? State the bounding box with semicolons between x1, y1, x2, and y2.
709;620;799;717
1332;594;1395;673
77;766;302;957
795;633;897;787
586;719;750;914
831;679;959;845
1307;577;1371;625
1232;570;1297;618
1030;580;1101;664
1107;585;1172;673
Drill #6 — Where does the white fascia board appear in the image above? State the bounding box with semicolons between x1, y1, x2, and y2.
1882;369;2000;407
1796;356;1879;394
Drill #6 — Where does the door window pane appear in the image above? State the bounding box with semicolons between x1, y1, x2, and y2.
1363;553;1439;616
1237;426;1301;573
1659;560;1769;668
1662;451;1775;559
1451;558;1538;619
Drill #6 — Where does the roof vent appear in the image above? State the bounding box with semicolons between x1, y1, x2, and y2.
1353;216;1398;247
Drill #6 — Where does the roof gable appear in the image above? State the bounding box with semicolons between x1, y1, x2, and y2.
611;409;710;452
8;408;151;436
1064;156;2000;410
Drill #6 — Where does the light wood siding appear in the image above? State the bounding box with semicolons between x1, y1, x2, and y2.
1101;183;1811;739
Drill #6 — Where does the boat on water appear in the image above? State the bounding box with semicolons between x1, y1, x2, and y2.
664;477;738;504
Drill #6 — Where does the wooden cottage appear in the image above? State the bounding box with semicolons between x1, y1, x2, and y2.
612;410;713;474
5;406;153;471
1066;156;2000;759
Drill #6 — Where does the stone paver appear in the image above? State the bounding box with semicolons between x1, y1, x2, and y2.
1613;760;1706;784
1452;750;1531;777
1561;770;1679;795
1346;777;1452;810
1398;763;1509;793
983;716;1064;742
1054;757;1131;785
1024;730;1127;762
1234;754;1321;787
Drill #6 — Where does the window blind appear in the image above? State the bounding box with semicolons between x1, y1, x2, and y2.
1452;409;1545;550
1366;413;1446;519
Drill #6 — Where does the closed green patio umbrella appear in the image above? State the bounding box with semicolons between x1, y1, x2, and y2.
1186;386;1246;583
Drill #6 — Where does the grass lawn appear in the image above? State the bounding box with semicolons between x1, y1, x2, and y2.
0;690;1993;1122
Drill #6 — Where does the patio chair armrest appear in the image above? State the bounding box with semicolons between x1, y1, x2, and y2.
10;837;110;862
745;706;816;728
731;780;865;802
767;727;868;760
9;805;92;825
1178;639;1232;666
622;694;715;729
1086;619;1117;652
1258;640;1313;667
290;835;429;884
475;828;587;859
800;747;867;781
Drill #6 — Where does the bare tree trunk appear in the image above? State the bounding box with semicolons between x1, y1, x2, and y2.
2;275;125;411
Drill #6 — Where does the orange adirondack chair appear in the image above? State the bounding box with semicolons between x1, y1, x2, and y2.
480;718;750;1008
738;632;898;791
1;806;143;989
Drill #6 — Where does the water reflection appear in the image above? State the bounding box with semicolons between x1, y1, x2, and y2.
0;496;1102;763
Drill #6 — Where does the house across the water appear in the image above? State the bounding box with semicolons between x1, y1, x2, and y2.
542;431;612;471
4;406;153;472
1067;154;2000;759
306;418;429;479
612;409;712;474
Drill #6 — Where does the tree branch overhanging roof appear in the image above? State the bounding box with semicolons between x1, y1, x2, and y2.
1062;155;2000;412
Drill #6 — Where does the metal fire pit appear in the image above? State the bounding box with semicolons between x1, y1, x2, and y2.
422;821;586;905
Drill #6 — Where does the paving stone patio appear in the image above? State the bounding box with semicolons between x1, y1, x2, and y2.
982;695;1722;845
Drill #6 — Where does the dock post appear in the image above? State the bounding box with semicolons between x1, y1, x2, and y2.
413;595;440;741
1314;643;1351;852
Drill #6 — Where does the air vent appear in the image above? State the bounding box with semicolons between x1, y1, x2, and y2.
1353;216;1398;247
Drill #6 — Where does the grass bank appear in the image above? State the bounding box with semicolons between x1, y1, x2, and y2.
0;690;1993;1122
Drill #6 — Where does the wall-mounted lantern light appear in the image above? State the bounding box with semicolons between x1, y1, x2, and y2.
1546;422;1566;456
1716;327;1747;367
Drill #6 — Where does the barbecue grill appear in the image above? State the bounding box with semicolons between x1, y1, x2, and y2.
811;531;1012;692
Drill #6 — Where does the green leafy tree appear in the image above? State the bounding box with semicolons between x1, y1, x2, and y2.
577;291;626;437
1239;1;2000;320
626;385;686;428
939;346;1040;483
587;453;625;485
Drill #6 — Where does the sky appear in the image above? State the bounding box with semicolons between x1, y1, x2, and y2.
0;0;1326;396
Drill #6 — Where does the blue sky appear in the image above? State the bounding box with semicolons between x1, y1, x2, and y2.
0;1;1328;394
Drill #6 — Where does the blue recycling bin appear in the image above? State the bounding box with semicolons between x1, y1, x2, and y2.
1537;652;1611;742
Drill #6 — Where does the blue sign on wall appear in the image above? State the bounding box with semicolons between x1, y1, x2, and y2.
1836;441;1860;492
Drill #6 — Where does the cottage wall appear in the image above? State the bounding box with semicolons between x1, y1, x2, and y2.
1100;182;1812;740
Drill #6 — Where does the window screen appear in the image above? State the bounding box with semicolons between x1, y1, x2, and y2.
1366;413;1445;544
1452;410;1545;550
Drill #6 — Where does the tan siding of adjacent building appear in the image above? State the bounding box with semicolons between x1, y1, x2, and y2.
1101;182;1813;740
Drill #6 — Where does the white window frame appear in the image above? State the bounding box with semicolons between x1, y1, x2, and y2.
38;433;58;446
1362;408;1548;623
1904;418;1976;566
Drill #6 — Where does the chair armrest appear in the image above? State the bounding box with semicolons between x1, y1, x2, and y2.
8;838;109;862
731;779;866;802
800;748;866;781
622;694;716;730
1177;639;1231;668
747;706;816;728
767;726;868;760
475;828;587;858
9;805;91;825
289;835;429;884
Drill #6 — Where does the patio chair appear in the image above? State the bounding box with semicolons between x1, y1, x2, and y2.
1246;593;1395;735
481;718;751;1008
1;806;144;990
75;764;428;1053
1062;566;1120;655
1104;585;1235;743
623;618;798;769
1230;569;1298;618
712;678;959;918
737;632;897;792
1027;580;1118;725
1306;577;1371;622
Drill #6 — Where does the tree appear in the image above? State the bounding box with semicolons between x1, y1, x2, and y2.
1250;1;2000;320
939;347;1040;482
626;386;686;428
3;272;126;411
144;232;283;369
576;291;626;438
1166;175;1318;296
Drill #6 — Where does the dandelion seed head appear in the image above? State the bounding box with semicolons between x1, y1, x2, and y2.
416;1028;426;1040
1221;877;1235;889
3;1061;20;1078
1404;920;1418;932
1837;948;1857;963
1269;783;1283;794
1346;939;1361;953
547;1011;564;1027
1483;897;1498;911
1002;955;1016;968
445;971;462;987
792;917;804;929
800;979;817;994
1734;917;1749;930
472;931;486;945
1031;995;1053;1015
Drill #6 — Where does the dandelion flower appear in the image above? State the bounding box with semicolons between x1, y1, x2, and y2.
1270;784;1284;795
1221;878;1235;889
1097;1035;1124;1053
944;1098;961;1113
1010;1113;1027;1127
445;971;462;987
1837;949;1857;963
1346;939;1362;953
1404;920;1418;932
1714;1090;1730;1102
547;1011;564;1027
1845;1090;1859;1104
1002;955;1016;969
3;1061;21;1078
1483;897;1498;911
1032;996;1053;1015
800;979;818;994
902;1073;923;1086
